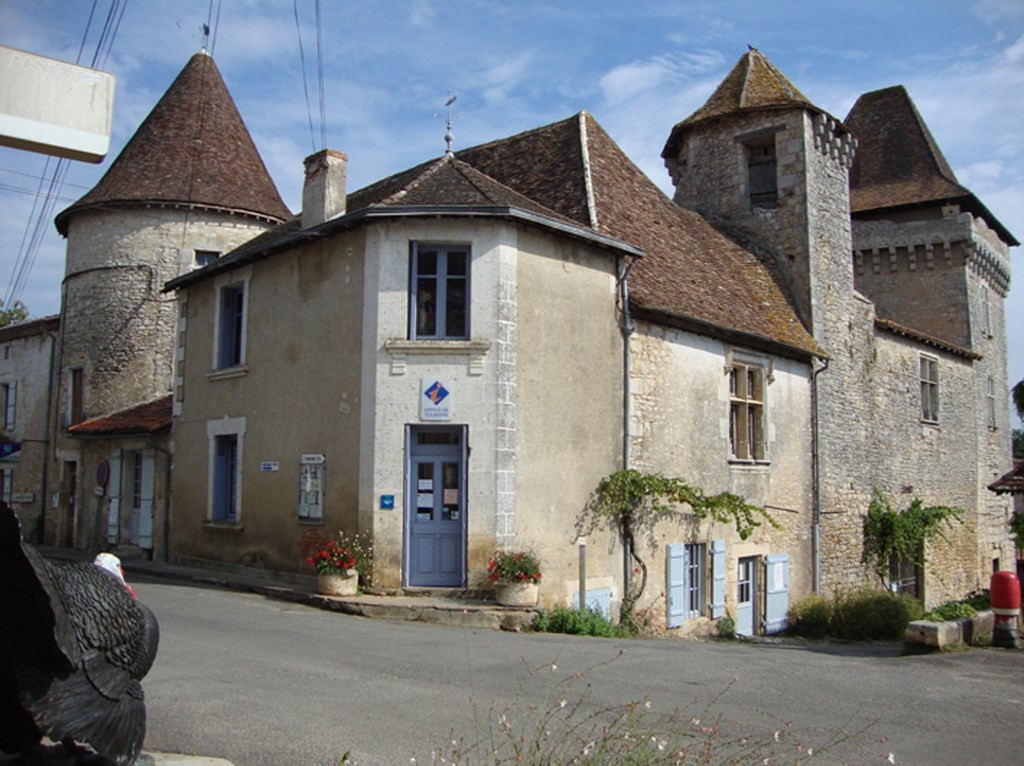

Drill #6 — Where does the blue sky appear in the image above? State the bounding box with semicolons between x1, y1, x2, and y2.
2;0;1022;416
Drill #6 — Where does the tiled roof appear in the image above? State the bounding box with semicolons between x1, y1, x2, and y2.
845;86;1017;245
989;460;1024;496
56;52;290;235
662;48;840;160
0;314;59;341
874;317;981;360
353;155;581;224
170;111;818;357
68;395;173;437
583;115;819;356
444;113;817;356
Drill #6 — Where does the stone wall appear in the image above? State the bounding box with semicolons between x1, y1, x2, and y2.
664;99;1014;607
629;321;813;621
0;317;59;541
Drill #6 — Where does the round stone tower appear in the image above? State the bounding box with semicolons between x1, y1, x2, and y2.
52;50;291;426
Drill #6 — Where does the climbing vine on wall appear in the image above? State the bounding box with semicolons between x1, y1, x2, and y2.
860;492;964;589
1009;512;1024;553
587;469;775;629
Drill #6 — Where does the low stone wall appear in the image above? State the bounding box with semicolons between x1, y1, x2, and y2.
903;611;995;652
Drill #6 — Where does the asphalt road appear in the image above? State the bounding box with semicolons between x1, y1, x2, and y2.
136;576;1024;766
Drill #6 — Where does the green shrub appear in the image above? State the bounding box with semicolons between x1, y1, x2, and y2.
963;589;990;611
924;601;977;621
532;606;626;638
830;589;924;641
788;595;834;639
716;613;736;639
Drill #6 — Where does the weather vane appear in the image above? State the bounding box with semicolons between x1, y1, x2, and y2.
444;93;457;156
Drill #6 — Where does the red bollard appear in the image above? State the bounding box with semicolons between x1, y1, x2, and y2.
990;571;1022;649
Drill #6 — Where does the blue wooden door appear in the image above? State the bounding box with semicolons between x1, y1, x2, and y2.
406;426;466;587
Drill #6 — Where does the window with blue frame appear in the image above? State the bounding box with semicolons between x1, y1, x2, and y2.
212;434;238;522
409;243;469;340
217;283;245;369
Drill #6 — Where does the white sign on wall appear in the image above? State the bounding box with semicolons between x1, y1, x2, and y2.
420;379;452;421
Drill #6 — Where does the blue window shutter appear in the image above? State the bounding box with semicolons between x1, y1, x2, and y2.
666;544;686;628
138;453;156;549
711;539;726;619
764;553;789;635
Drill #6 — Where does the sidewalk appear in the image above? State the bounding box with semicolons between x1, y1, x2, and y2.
39;546;540;632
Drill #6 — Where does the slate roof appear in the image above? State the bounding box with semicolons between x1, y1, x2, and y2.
662;47;843;160
169;111;818;358
845;86;1017;245
56;52;290;235
988;460;1024;496
68;395;173;437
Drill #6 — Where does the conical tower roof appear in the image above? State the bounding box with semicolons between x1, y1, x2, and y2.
662;47;842;159
56;51;290;235
845;85;1016;245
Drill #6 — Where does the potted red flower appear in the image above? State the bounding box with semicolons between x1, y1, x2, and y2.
303;532;358;596
487;549;542;606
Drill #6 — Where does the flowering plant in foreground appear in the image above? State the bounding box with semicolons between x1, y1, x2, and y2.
487;549;542;584
304;534;356;575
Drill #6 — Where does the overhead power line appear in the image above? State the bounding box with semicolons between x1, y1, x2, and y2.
3;0;128;311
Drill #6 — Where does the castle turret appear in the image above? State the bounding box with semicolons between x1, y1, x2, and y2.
661;48;858;346
48;51;291;550
53;50;290;425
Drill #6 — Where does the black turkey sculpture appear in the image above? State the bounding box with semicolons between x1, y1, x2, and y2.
1;502;159;764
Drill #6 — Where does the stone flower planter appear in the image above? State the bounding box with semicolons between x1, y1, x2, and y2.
495;581;539;607
317;570;358;597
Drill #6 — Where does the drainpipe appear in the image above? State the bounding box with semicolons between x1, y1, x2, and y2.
617;256;638;595
147;435;172;563
811;356;829;593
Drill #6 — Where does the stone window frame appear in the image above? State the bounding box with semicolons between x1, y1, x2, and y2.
206;415;246;526
981;283;992;339
919;354;940;424
67;367;84;427
986;374;997;431
737;126;782;210
726;349;771;463
1;380;15;432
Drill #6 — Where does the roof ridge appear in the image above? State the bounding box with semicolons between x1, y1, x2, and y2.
378;156;450;205
578;112;599;229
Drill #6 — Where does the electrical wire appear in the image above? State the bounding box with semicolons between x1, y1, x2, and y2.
315;0;327;150
3;0;128;312
293;0;317;154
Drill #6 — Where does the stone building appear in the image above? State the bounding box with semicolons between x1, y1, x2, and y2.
0;315;59;541
12;47;1015;631
42;51;290;556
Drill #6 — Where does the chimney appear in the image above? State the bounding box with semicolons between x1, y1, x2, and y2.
302;149;347;228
